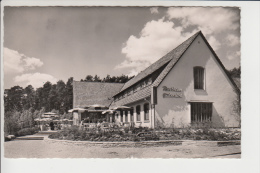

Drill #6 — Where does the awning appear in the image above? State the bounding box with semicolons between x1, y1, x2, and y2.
188;100;214;103
102;110;115;114
112;105;132;111
68;107;87;113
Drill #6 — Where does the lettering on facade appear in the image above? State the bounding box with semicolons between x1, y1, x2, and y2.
163;86;182;92
162;86;182;98
163;93;182;98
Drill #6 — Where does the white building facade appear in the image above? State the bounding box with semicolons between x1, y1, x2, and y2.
111;31;240;128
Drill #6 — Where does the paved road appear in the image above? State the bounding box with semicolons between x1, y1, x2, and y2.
4;136;241;158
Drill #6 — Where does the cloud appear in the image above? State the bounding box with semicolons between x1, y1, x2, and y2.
117;18;195;74
226;34;240;46
117;7;240;75
167;7;239;35
150;7;159;14
208;36;221;51
14;73;58;88
227;51;241;60
4;47;43;74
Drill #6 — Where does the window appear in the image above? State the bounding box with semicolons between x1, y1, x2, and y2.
148;78;152;85
136;105;141;121
191;102;212;122
127;90;131;96
120;110;123;122
133;85;138;93
130;108;134;121
194;67;204;89
125;111;128;122
144;103;149;120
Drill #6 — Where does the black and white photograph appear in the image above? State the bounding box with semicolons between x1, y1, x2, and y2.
1;2;260;172
2;5;243;159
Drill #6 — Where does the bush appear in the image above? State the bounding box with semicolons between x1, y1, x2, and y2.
15;127;40;137
48;126;241;142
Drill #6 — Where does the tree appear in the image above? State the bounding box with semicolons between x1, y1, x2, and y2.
48;84;59;111
93;75;101;82
22;85;35;110
102;75;111;82
64;77;73;112
34;87;44;110
56;80;66;114
84;75;93;82
233;89;241;127
42;82;53;111
229;66;241;78
4;111;20;135
4;86;24;112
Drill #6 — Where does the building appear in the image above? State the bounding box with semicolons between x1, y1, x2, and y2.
110;31;240;128
72;81;124;125
73;31;240;128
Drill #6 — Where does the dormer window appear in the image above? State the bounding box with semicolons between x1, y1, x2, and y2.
194;66;205;89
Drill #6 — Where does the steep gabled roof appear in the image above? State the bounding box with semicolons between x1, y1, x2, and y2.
110;85;151;108
116;31;201;95
73;81;124;108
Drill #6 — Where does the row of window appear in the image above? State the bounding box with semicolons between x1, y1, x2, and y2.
116;102;212;124
117;103;150;122
114;78;153;101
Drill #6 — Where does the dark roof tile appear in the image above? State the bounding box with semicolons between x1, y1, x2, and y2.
73;81;124;108
110;85;151;108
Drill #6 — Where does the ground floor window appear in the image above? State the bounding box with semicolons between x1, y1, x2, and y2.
120;110;123;122
130;108;134;121
144;103;149;120
191;102;212;122
136;105;141;121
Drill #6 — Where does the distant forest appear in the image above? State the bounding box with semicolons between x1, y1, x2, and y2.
4;74;134;114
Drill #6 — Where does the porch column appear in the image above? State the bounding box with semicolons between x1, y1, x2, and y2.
133;106;137;123
140;103;144;124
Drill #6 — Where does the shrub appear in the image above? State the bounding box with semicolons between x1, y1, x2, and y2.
48;126;241;142
15;127;40;137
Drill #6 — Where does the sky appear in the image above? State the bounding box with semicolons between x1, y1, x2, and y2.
3;6;240;89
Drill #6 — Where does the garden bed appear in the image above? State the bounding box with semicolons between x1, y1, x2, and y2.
48;126;241;142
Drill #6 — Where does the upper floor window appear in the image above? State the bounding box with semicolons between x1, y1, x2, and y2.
133;85;138;93
194;66;205;89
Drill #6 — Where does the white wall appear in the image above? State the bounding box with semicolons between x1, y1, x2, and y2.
155;35;240;128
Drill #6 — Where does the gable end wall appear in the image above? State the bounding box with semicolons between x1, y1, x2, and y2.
155;35;240;128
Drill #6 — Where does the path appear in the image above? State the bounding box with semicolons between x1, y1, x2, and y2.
4;133;241;158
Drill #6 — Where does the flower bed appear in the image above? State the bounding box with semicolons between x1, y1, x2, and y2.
49;126;241;142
